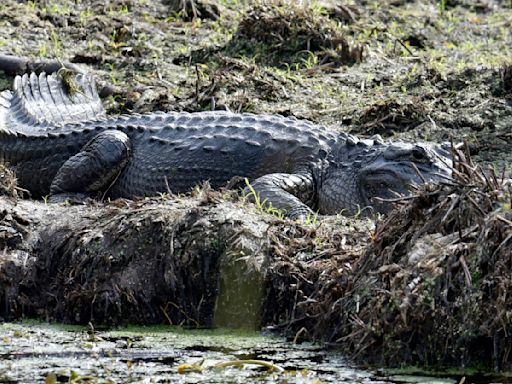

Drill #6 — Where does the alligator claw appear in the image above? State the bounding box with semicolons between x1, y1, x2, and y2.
48;193;95;204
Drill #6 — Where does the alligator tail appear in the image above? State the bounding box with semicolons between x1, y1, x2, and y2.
2;72;106;135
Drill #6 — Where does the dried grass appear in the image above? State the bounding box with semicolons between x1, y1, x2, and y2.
265;147;512;370
235;0;364;67
0;163;27;199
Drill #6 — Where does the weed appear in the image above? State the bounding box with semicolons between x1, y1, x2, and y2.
108;29;128;50
49;28;62;56
119;5;130;15
165;12;184;23
242;178;284;219
79;8;93;24
106;63;120;84
438;0;447;14
305;212;318;225
27;0;38;10
39;42;48;58
299;51;319;70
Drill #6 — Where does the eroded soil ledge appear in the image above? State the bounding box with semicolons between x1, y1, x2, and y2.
0;188;275;328
1;152;511;371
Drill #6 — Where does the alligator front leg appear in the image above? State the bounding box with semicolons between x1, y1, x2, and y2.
50;130;131;201
245;173;316;220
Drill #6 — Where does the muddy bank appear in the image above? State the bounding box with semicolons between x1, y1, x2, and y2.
0;180;367;328
0;0;511;373
0;189;271;328
1;152;511;371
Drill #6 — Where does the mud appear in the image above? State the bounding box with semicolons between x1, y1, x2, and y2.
0;186;272;327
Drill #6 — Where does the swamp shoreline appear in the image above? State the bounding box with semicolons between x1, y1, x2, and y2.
0;0;511;379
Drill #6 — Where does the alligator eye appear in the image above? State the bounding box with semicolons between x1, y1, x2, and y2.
411;147;428;162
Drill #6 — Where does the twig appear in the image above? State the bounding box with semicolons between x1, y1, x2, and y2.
160;305;173;325
292;326;309;344
214;359;284;372
0;53;83;75
164;301;200;327
194;64;200;109
459;255;472;287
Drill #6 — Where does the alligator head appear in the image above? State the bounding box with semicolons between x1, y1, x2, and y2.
318;136;453;215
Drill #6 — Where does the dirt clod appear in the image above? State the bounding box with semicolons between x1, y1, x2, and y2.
234;1;364;67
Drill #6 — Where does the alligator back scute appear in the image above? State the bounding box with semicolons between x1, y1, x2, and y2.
104;114;334;198
1;72;343;202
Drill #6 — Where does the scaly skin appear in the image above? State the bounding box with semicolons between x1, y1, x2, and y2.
0;73;452;218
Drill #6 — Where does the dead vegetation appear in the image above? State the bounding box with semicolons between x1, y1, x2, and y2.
264;150;512;370
0;163;27;199
165;0;223;21
353;98;430;135
232;0;364;68
180;56;293;112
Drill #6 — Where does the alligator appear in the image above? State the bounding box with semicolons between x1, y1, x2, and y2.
0;72;452;218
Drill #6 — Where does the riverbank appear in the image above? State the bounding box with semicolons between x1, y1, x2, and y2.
0;0;511;374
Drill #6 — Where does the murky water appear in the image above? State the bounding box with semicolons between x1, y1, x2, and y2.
0;322;506;383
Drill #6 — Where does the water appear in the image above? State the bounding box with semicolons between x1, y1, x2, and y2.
0;322;505;383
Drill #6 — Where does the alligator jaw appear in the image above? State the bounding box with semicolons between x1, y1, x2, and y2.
358;170;414;214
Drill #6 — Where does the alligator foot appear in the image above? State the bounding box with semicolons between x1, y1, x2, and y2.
285;206;319;222
244;173;316;220
50;130;132;199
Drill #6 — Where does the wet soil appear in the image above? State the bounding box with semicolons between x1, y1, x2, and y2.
0;0;511;377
